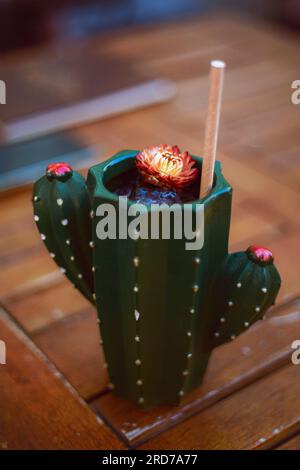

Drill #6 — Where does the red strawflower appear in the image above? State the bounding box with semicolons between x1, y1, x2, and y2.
136;144;198;189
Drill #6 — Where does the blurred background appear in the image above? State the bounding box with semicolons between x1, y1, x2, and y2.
0;0;300;52
0;0;300;189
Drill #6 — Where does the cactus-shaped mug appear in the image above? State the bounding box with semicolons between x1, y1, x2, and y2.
33;145;281;408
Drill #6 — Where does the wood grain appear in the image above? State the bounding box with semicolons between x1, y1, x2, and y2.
32;307;108;400
92;297;300;446
140;364;300;450
0;309;123;450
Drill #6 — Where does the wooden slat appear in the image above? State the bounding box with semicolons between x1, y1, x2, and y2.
139;364;300;450
32;307;108;400
4;278;90;333
277;434;300;450
92;298;300;446
0;309;123;450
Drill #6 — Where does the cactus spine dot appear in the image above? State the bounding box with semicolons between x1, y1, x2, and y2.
187;353;192;359
244;322;249;327
228;300;234;307
78;273;83;279
133;256;139;267
237;282;242;288
262;287;267;293
230;335;236;340
193;284;199;293
137;379;143;386
133;285;139;293
135;359;141;365
92;266;95;272
89;241;94;248
179;390;184;396
135;335;140;342
138;397;144;404
194;257;200;264
50;253;55;258
57;198;63;206
182;370;189;376
255;306;260;312
220;317;225;323
61;219;68;226
66;239;70;245
134;309;140;321
187;331;192;337
41;234;46;240
190;308;195;314
34;215;39;221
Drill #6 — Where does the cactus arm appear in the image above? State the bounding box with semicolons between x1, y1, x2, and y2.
33;163;95;304
209;247;281;348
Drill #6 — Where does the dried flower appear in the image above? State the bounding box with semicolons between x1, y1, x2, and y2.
136;144;198;189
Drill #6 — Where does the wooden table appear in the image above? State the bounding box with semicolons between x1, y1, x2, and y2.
1;14;300;450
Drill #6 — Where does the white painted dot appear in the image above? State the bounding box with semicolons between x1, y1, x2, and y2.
92;266;95;272
50;253;55;258
187;353;192;359
138;397;144;404
41;234;46;240
182;370;189;376
193;285;199;293
134;309;140;321
190;308;195;314
57;198;63;206
194;257;200;264
255;306;261;312
133;285;139;293
135;359;141;366
237;282;242;288
135;335;140;342
187;331;192;337
34;196;39;202
220;317;225;323
262;287;268;293
89;241;94;248
61;219;68;226
214;332;220;337
230;334;236;340
244;322;249;327
137;379;143;386
66;239;70;245
60;267;66;274
78;273;83;279
133;256;139;267
228;301;234;307
179;390;184;397
34;215;39;222
70;256;75;261
103;363;108;369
